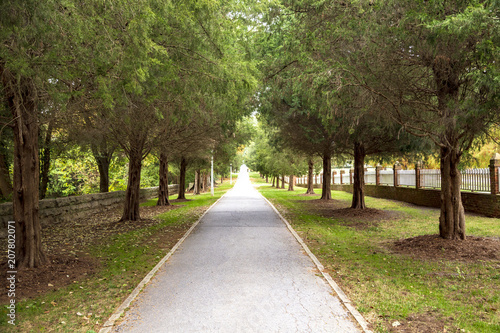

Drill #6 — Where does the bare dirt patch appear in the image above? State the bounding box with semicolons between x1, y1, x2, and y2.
384;310;456;332
392;234;500;263
300;199;402;230
0;203;184;304
0;254;98;304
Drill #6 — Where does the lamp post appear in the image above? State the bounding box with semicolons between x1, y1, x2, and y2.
230;163;232;185
211;154;214;196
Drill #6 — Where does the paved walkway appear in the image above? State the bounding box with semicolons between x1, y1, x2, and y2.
112;170;361;332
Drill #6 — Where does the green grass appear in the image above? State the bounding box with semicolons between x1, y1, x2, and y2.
251;172;500;332
0;182;234;333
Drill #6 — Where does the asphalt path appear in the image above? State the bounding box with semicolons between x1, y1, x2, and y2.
112;169;361;332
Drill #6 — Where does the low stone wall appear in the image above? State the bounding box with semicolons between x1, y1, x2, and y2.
297;184;500;218
0;185;179;234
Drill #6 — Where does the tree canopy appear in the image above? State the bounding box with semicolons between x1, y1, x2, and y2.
1;0;498;267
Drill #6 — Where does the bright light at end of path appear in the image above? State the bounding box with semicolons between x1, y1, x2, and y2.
232;164;251;194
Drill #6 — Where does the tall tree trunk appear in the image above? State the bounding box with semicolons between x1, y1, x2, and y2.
202;172;208;193
439;146;465;240
2;68;46;268
39;121;53;199
91;141;114;193
271;176;275;187
320;152;332;200
281;174;285;189
276;175;280;188
200;172;204;192
193;169;201;195
0;143;13;199
306;158;315;194
121;148;143;221
351;142;366;209
157;153;170;206
265;175;268;183
288;174;294;191
433;59;465;240
177;156;187;200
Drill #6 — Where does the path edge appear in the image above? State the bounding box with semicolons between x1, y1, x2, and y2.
258;192;373;333
99;192;228;333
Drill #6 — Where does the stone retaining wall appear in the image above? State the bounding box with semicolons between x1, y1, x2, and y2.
0;185;179;235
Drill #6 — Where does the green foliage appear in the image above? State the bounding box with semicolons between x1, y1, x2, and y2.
246;120;308;177
40;146;164;197
46;147;95;197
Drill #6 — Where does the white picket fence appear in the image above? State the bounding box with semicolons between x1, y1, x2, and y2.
295;167;498;193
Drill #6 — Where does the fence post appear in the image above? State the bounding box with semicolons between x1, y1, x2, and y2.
340;170;345;185
393;162;401;187
490;153;500;195
375;165;382;186
332;171;336;185
415;161;422;189
350;169;353;185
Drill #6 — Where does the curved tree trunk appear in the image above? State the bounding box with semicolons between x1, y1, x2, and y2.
288;174;294;191
91;141;114;193
306;158;315;194
157;153;170;206
271;176;275;187
351;142;366;209
121;148;143;221
320;152;332;200
39;121;53;199
439;146;465;240
177;156;187;200
2;67;47;268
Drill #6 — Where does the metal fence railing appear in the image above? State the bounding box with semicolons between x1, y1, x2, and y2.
379;169;394;186
294;164;499;195
460;168;490;192
420;169;441;189
364;170;376;184
398;170;416;187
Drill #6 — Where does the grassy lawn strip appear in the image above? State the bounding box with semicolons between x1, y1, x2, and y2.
0;182;233;333
250;173;500;333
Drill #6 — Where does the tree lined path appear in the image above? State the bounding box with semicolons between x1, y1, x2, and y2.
112;169;361;332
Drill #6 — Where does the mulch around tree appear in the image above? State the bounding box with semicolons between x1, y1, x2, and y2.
392;234;500;262
300;199;500;263
299;198;500;331
0;203;184;304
